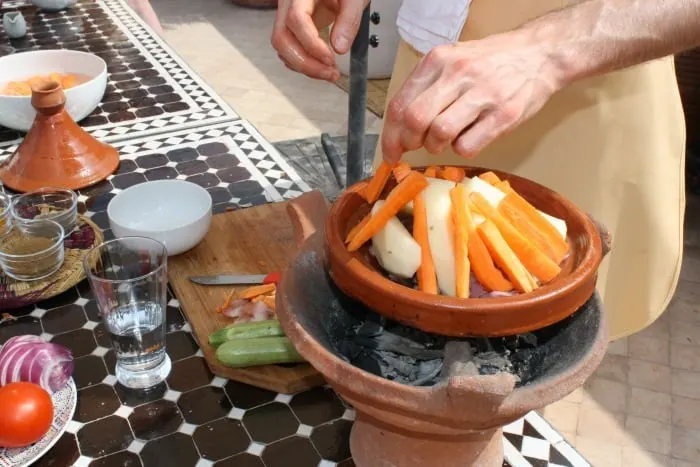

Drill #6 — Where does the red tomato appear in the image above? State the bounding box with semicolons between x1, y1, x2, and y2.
0;382;53;448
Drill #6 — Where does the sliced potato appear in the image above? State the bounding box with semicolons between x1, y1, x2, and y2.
421;179;457;296
461;177;567;239
371;201;422;279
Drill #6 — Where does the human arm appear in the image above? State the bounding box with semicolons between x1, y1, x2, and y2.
382;0;700;164
271;0;369;81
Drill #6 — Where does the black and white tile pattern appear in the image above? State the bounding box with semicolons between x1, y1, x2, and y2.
0;0;238;145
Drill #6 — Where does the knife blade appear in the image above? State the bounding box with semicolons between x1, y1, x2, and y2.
188;272;281;286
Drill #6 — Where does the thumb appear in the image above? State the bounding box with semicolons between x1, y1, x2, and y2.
330;0;368;55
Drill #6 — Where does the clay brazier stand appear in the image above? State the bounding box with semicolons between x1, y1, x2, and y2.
0;81;119;193
277;191;610;467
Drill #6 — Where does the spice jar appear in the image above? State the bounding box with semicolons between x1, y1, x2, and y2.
0;192;11;237
0;219;64;281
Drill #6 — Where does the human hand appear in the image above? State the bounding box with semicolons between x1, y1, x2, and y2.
381;33;564;164
126;0;163;34
272;0;369;81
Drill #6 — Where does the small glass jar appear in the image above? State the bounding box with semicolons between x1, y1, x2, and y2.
0;192;11;237
11;187;78;237
0;219;65;281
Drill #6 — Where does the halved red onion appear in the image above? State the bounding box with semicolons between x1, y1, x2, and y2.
0;335;74;393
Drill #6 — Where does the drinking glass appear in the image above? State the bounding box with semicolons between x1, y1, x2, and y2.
84;237;171;389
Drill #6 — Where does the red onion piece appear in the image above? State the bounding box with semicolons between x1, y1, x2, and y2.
0;335;74;393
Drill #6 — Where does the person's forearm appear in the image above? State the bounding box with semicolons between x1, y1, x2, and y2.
513;0;700;88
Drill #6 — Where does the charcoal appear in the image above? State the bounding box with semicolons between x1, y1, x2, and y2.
354;332;444;360
473;351;514;377
357;321;384;337
440;341;479;378
409;360;444;386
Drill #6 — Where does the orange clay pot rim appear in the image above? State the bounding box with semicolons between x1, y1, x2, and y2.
0;51;106;101
326;170;603;316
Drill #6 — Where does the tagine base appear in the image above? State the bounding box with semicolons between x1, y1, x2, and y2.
350;413;503;467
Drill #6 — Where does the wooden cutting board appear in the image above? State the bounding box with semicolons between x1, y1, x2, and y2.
168;201;326;394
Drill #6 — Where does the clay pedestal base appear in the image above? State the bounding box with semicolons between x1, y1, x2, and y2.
350;413;503;467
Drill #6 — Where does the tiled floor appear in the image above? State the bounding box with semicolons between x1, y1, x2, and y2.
149;1;700;465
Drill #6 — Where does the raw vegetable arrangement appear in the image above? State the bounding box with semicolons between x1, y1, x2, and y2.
212;281;304;368
0;335;74;449
347;163;570;298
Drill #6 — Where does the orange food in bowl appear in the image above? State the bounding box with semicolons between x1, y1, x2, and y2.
0;73;91;96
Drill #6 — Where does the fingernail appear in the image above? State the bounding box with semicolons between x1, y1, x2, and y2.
321;69;334;80
334;35;349;52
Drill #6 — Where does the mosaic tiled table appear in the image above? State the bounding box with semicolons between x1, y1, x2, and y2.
0;1;591;465
0;0;238;146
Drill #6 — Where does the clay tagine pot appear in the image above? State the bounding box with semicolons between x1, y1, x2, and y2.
325;166;608;337
277;190;610;467
0;81;119;192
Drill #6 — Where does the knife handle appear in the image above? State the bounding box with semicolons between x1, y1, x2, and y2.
263;272;282;284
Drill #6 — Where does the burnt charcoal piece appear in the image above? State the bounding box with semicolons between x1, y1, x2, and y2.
311;419;353;462
129;400;182;440
51;329;97;358
177;386;231;425
193;418;250;460
78;416;133;458
262;436;321;467
224;381;277;410
167;357;213;392
242;402;299;443
76;384;121;422
140;433;199;467
72;355;108;389
290;387;345;426
33;433;79;467
88;451;142;467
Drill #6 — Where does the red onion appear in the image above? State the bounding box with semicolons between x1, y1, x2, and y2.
0;335;73;393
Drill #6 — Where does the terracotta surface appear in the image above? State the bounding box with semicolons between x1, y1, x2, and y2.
0;81;119;192
277;190;610;467
326;167;608;337
167;201;325;394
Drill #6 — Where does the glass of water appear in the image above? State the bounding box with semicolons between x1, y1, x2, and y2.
83;237;171;389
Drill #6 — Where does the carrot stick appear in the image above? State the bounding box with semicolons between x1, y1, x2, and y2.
449;188;470;298
497;201;561;263
348;171;429;252
450;185;512;292
440;166;466;183
363;161;393;204
500;192;569;260
412;195;438;294
345;214;370;244
393;162;412;183
479;171;502;185
477;220;534;293
216;289;237;313
424;166;439;178
471;193;561;283
494;180;512;193
241;283;276;300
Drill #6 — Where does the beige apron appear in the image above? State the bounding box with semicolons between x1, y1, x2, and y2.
373;0;687;340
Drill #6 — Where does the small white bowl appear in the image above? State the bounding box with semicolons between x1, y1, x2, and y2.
0;50;107;131
107;180;213;256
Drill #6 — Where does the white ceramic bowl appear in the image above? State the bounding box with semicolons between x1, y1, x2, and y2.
0;50;107;131
31;0;78;11
107;180;213;256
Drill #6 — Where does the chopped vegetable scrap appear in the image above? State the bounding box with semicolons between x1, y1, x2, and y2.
217;283;277;323
349;164;571;299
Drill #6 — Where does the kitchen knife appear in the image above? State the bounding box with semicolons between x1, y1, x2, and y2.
188;272;281;286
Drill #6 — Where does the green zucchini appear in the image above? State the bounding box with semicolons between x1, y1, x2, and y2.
208;320;285;347
215;336;305;368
